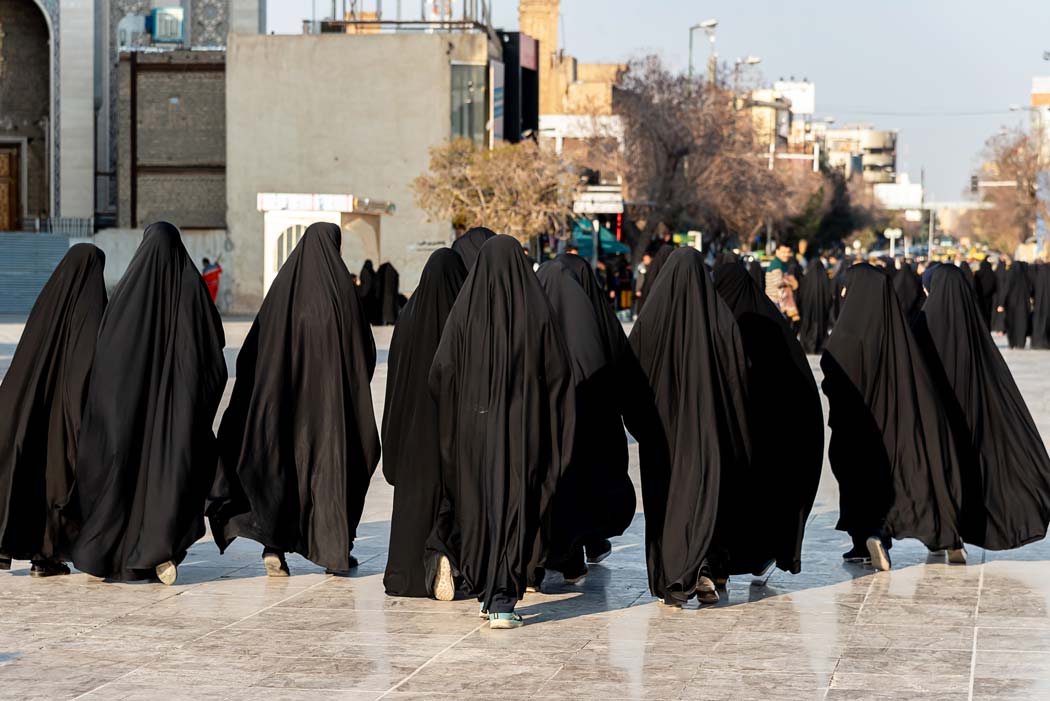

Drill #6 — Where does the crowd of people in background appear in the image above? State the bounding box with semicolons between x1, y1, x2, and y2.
1;220;1049;632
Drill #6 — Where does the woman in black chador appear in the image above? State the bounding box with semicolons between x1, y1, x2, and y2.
892;263;925;326
713;262;823;579
534;254;638;583
451;226;496;271
375;261;401;326
821;264;964;571
974;259;998;329
209;223;380;577
914;264;1050;554
1002;262;1034;349
992;259;1009;333
382;248;466;598
1030;263;1050;349
358;259;379;324
427;235;574;629
796;258;832;354
628;248;750;606
72;223;226;584
0;245;107;576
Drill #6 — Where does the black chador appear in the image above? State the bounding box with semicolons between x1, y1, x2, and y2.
72;223;227;584
892;263;925;326
382;248;466;597
1030;263;1050;349
821;264;964;570
974;259;998;329
375;262;401;326
915;264;1050;551
1003;262;1033;349
451;226;496;271
713;262;823;577
427;235;574;616
992;260;1009;333
797;258;832;354
628;248;750;605
535;254;638;580
209;223;380;575
0;245;107;576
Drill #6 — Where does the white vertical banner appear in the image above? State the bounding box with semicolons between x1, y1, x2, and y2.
490;60;505;148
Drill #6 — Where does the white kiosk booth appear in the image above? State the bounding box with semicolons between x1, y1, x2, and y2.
257;192;396;294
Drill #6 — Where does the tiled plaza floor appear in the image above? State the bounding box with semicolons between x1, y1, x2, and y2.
1;319;1050;700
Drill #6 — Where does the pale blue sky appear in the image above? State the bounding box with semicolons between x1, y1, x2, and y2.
266;1;1050;201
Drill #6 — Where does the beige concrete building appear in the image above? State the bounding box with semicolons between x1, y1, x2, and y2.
224;31;498;312
520;0;624;118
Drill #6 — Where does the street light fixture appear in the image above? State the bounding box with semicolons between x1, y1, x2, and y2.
733;56;761;96
688;19;718;81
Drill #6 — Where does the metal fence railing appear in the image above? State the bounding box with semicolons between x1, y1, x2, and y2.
20;217;95;237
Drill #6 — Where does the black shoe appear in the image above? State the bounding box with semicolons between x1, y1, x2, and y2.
0;553;10;570
751;559;776;578
561;561;588;585
842;545;871;563
325;555;359;575
30;560;70;578
584;539;613;564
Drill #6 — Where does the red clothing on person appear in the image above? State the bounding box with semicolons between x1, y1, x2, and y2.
203;265;222;303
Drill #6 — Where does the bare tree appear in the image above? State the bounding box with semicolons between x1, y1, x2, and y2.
969;126;1050;256
614;56;791;249
412;139;577;243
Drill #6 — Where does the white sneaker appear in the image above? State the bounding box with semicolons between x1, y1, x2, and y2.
432;555;455;601
155;560;178;585
263;551;289;577
947;547;967;564
866;537;891;572
696;576;719;605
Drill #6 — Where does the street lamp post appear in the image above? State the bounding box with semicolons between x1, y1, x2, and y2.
688;19;717;81
732;55;761;96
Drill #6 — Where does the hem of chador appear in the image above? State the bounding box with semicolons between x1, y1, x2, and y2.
213;522;348;572
973;529;1048;552
484;592;518;614
71;553;187;581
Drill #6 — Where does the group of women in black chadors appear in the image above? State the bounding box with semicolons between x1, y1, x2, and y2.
789;255;1050;354
1;221;1049;631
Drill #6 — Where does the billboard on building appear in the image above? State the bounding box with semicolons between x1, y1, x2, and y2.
774;80;815;115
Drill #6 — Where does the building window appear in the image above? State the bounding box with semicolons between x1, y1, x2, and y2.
451;64;487;145
275;224;306;273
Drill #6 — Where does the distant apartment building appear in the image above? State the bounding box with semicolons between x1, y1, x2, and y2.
825;125;897;184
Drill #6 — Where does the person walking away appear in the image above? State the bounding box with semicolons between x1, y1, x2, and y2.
428;236;574;629
627;248;750;606
0;245;107;577
913;264;1050;556
71;223;227;585
208;223;380;578
821;264;965;571
202;257;223;304
382;249;467;598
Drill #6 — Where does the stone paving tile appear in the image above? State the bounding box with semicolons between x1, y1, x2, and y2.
2;321;1050;699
